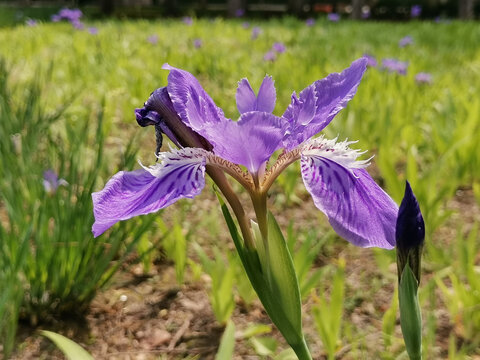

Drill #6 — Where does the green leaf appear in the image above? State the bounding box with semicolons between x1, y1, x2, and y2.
239;324;272;339
399;265;422;360
215;321;235;360
40;330;94;360
250;336;278;356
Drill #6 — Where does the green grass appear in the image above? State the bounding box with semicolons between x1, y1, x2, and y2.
0;17;479;358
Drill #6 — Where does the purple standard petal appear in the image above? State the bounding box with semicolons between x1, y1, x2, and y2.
282;58;367;150
300;138;397;248
162;64;228;149
92;148;207;237
205;112;285;173
236;76;276;114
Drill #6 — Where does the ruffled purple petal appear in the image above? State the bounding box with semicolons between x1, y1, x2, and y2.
282;58;367;150
162;64;228;149
301;154;397;249
92;149;206;237
235;76;276;114
205;111;285;173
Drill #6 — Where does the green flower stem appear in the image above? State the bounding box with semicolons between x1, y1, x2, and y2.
206;166;255;249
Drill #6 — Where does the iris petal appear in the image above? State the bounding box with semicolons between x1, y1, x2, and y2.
162;64;228;148
236;76;276;114
282;58;367;150
92;149;206;237
205;111;285;173
301;149;397;249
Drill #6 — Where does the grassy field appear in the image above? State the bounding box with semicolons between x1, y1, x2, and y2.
0;17;479;359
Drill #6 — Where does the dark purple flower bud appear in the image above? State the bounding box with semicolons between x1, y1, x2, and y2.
396;181;425;283
242;22;250;29
51;14;61;22
305;18;315;26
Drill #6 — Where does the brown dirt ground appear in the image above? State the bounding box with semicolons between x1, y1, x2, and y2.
6;185;480;360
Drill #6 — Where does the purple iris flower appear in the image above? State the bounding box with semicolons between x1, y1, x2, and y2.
382;58;408;75
88;27;98;35
147;34;159;45
399;36;413;47
193;38;203;49
328;13;340;22
363;54;377;67
411;5;422;18
43;170;68;194
251;26;262;39
305;18;315;26
263;50;277;62
92;58;398;250
182;16;193;26
362;8;371;19
26;18;38;27
415;72;432;84
72;20;84;30
235;9;245;17
272;42;286;54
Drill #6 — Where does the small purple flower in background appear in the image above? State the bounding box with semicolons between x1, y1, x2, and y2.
72;20;84;30
251;26;262;39
26;18;38;27
263;50;277;62
193;38;202;49
362;8;371;19
411;5;422;18
399;36;413;47
88;27;98;35
328;13;340;22
51;8;85;30
235;8;245;17
182;16;193;25
272;42;286;54
93;58;398;251
363;54;377;67
242;22;250;29
305;18;315;26
415;72;432;84
43;170;68;194
382;58;408;75
147;34;159;45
